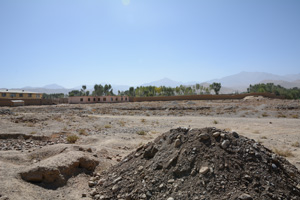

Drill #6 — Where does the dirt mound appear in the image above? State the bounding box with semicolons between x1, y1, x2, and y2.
20;151;99;189
91;127;300;200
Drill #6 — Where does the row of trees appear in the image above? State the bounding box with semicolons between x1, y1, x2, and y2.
69;84;115;97
68;83;222;97
247;83;300;99
120;83;222;97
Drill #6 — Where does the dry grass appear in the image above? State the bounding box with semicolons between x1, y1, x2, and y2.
273;147;294;157
78;129;88;136
104;124;112;128
253;130;260;134
27;122;34;127
260;136;267;139
291;141;300;147
141;119;146;123
213;120;218;124
136;130;146;135
262;112;269;117
66;135;79;144
30;131;37;134
118;120;126;127
291;114;299;119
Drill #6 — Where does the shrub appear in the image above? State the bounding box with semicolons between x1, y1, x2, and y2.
67;135;79;143
78;129;88;136
136;130;146;135
273;148;294;157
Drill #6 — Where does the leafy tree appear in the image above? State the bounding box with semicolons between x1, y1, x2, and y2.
247;83;300;99
210;82;222;95
69;90;82;97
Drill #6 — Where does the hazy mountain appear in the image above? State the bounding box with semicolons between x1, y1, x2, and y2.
142;78;183;87
260;79;300;89
206;71;300;92
4;72;300;95
43;84;66;90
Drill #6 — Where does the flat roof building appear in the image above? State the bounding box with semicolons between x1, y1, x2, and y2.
0;89;43;99
68;96;129;104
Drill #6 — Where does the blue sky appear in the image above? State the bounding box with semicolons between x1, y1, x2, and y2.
0;0;300;88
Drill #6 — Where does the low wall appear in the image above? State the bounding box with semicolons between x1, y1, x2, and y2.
0;98;68;107
129;93;282;102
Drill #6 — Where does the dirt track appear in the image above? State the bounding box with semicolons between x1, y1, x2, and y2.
0;97;299;199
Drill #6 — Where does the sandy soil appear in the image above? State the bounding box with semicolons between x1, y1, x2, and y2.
0;97;299;199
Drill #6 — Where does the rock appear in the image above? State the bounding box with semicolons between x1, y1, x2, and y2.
199;166;209;174
199;133;210;140
167;197;174;200
88;181;95;187
174;139;181;148
221;140;230;149
112;184;119;192
90;188;98;196
213;132;220;137
97;178;106;186
232;132;239;138
238;193;252;200
143;145;158;159
82;193;87;197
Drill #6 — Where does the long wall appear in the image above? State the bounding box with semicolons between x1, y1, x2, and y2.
0;98;68;107
129;93;283;102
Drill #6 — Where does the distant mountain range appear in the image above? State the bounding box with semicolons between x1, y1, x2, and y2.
2;72;300;94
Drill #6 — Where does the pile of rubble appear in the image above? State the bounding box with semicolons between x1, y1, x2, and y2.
0;135;67;151
89;127;300;200
0;109;13;115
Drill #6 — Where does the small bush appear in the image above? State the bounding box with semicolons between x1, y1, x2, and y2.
104;125;112;128
291;114;299;119
30;131;37;134
78;129;88;136
291;141;300;147
273;147;294;157
262;112;269;117
141;119;146;123
67;135;79;144
136;130;146;135
213;120;218;124
260;136;267;139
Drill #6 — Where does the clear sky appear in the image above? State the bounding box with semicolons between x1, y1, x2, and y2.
0;0;300;88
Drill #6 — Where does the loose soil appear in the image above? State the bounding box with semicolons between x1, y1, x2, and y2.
0;98;299;199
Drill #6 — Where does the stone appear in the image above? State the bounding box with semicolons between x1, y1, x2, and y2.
199;133;210;140
112;184;119;192
221;140;230;149
88;181;95;187
213;132;220;137
174;139;181;148
82;193;87;197
90;188;98;196
167;197;175;200
232;132;239;138
238;193;252;200
199;166;209;174
97;178;106;186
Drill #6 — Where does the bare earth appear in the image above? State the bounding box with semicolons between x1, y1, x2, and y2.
0;97;299;199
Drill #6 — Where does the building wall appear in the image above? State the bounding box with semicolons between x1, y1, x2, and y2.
0;92;43;99
68;96;129;104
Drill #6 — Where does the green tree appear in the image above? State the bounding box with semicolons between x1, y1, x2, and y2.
210;82;222;95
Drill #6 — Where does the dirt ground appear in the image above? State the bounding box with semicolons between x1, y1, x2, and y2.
0;97;299;199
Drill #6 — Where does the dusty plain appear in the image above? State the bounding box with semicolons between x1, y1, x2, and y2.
0;97;299;199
